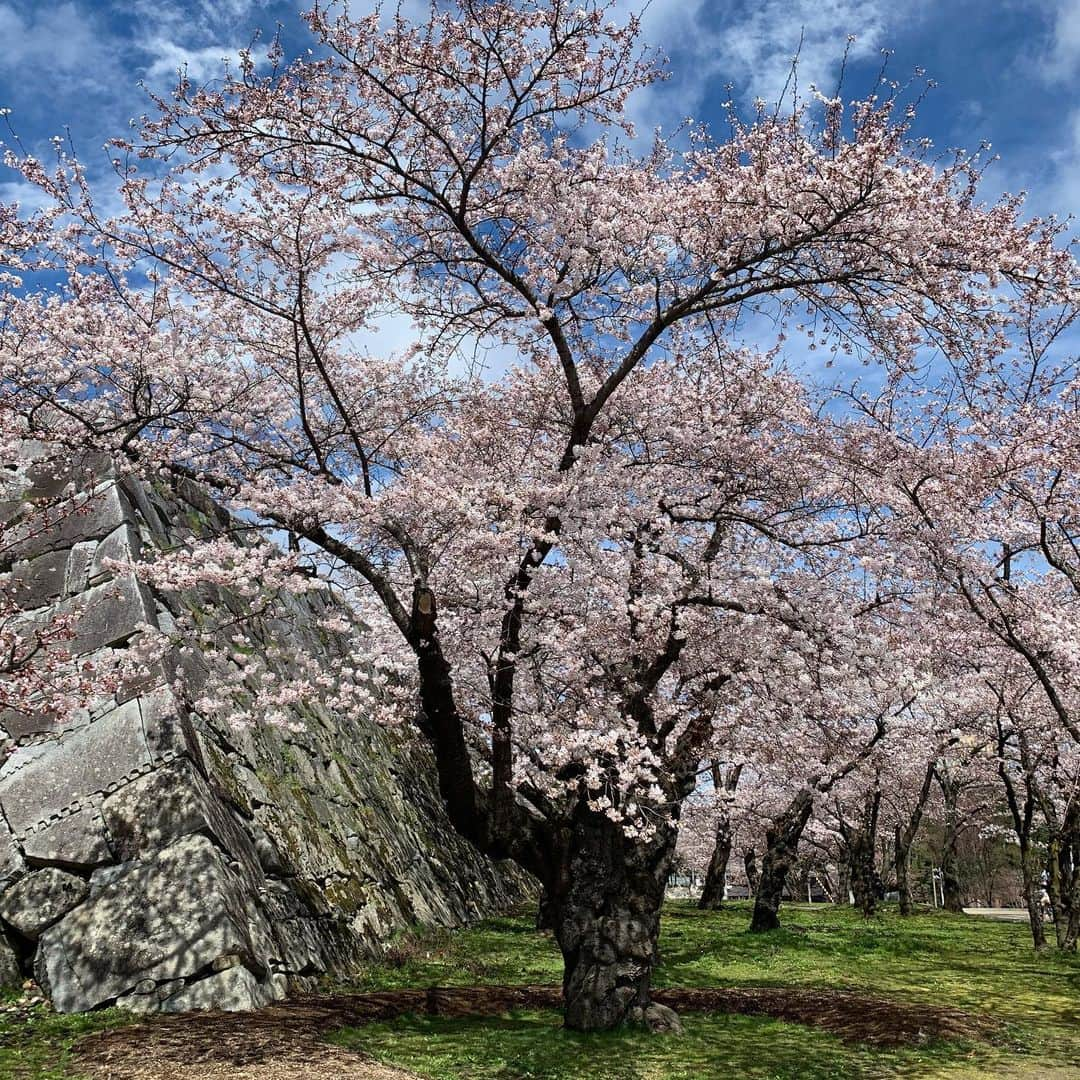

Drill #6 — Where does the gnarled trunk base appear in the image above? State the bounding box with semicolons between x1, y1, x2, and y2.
550;810;680;1033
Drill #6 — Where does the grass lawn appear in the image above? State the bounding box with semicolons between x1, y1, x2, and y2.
0;994;131;1080
1;903;1077;1079
330;902;1080;1080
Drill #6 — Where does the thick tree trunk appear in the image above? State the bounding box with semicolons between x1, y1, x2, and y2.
743;848;760;896
699;762;741;910
849;833;878;918
548;808;681;1033
834;854;851;906
698;819;732;910
750;789;814;933
937;771;966;914
895;825;914;916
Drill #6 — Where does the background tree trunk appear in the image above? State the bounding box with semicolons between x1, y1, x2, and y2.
845;781;882;918
834;853;851;906
995;720;1045;949
849;833;878;917
1047;808;1080;952
896;824;914;916
1021;855;1047;952
744;848;760;896
937;770;966;914
750;789;814;933
896;760;937;916
698;822;732;910
699;763;742;910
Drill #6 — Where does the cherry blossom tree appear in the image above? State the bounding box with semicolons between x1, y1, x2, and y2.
987;658;1080;950
738;595;926;932
2;0;1077;1030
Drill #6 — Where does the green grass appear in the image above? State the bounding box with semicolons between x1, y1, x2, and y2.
331;903;1080;1080
331;1009;972;1080
0;997;131;1080
4;904;1078;1079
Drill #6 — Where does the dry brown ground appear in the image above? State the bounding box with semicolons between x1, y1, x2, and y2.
73;985;992;1080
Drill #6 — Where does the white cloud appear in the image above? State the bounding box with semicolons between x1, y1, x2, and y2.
1040;0;1080;82
1043;106;1080;218
142;38;249;84
0;178;57;214
616;0;918;133
0;2;115;85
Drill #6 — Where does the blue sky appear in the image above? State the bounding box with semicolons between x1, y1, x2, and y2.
0;0;1077;222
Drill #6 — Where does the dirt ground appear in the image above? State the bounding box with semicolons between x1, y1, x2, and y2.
71;984;991;1079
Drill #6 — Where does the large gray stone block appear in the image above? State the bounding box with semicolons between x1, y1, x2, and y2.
63;574;157;656
159;965;287;1013
9;573;156;659
18;451;114;503
63;541;96;596
7;484;132;562
102;759;263;890
21;806;113;870
0;934;21;988
0;867;89;939
88;523;141;585
0;698;151;837
136;686;191;759
6;548;69;610
36;834;275;1012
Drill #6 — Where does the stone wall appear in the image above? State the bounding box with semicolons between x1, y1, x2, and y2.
0;446;527;1013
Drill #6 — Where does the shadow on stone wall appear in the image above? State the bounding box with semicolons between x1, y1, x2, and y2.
0;445;530;1013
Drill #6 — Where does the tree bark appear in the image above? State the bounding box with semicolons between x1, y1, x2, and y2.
833;853;851;906
896;760;937;917
750;788;814;933
743;847;760;896
1021;856;1047;952
791;864;811;905
937;770;966;914
843;781;882;919
548;807;681;1032
895;825;913;916
1062;829;1080;953
536;888;558;932
1046;807;1080;952
698;820;732;910
698;763;742;910
995;720;1046;950
849;832;878;917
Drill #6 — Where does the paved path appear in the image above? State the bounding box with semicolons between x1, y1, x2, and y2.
963;907;1032;921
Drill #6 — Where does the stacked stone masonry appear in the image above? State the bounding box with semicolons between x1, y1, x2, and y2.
0;446;526;1013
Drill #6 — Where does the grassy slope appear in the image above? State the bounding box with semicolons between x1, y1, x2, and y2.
1;903;1077;1079
331;902;1080;1080
0;997;130;1080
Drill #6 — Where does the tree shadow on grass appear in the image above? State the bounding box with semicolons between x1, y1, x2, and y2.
334;1008;972;1080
